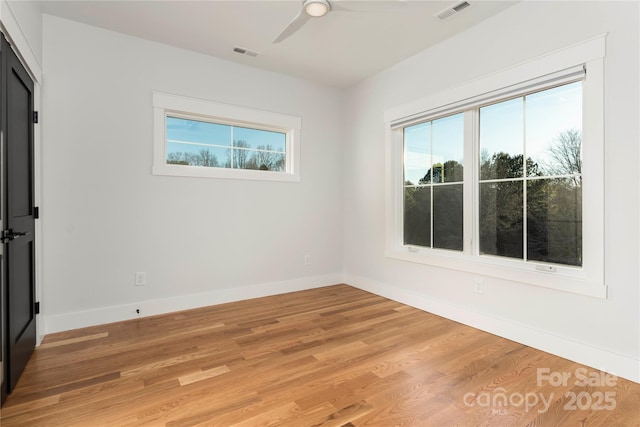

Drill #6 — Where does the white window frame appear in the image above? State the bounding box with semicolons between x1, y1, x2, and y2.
153;92;301;182
384;35;606;298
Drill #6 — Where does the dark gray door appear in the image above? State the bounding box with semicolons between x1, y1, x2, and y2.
1;33;36;398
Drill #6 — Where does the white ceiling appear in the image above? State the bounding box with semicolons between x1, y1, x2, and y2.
38;0;518;88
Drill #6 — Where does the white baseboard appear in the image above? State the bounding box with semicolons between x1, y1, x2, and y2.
41;272;639;384
344;274;640;384
43;273;342;336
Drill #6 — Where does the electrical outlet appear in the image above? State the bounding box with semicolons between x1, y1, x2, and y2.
304;255;311;266
474;279;484;294
135;272;146;286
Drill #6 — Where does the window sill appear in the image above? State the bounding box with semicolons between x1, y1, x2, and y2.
152;163;300;182
385;247;606;299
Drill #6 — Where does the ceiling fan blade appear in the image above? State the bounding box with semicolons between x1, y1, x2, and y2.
331;0;408;13
273;7;312;43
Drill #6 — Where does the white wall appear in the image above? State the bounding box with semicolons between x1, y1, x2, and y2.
343;1;639;382
41;15;345;332
2;0;42;68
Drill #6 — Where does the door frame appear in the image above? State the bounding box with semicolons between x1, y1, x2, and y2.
0;45;4;402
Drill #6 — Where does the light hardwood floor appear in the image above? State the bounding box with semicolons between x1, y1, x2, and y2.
1;284;639;426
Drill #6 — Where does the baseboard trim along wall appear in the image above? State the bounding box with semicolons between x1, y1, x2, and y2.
344;274;640;384
43;273;342;337
42;273;639;384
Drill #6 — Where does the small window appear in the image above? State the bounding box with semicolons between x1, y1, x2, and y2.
153;92;301;181
166;116;286;171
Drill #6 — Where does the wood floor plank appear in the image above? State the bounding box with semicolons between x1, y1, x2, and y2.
177;365;231;386
2;284;638;426
37;332;110;349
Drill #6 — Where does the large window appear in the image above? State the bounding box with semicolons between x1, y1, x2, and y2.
153;92;301;181
385;36;605;297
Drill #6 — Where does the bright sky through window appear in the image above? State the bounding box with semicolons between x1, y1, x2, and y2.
166;116;286;171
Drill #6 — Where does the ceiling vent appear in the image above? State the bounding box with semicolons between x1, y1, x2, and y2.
233;47;259;57
435;1;471;20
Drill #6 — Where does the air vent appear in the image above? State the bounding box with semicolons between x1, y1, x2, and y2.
435;1;471;20
233;46;259;57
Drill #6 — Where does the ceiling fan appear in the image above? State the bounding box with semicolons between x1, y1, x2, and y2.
273;0;407;44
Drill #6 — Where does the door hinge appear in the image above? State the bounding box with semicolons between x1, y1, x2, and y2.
33;111;39;124
34;206;39;219
35;302;40;315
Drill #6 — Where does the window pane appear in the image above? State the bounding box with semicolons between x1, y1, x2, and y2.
404;186;431;247
234;126;286;152
432;113;464;183
167;116;231;147
480;181;523;259
433;184;463;251
480;98;524;180
252;150;285;171
527;178;582;266
526;82;582;177
167;146;229;167
166;117;232;167
404;122;431;185
230;148;285;171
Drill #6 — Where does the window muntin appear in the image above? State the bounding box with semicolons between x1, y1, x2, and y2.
478;81;583;266
152;92;301;182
